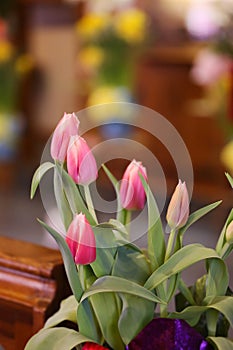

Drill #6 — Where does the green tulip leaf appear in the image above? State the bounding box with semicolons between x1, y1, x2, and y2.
91;226;117;277
205;258;229;301
54;167;73;230
112;245;150;284
24;327;92;350
139;174;165;270
81;276;164;304
118;294;154;344
77;298;102;343
144;244;221;291
225;172;233;189
38;219;83;301
44;295;78;329
55;163;96;225
179;200;222;236
102;164;125;223
30;161;54;199
208;336;233;350
170;296;233;328
86;292;125;350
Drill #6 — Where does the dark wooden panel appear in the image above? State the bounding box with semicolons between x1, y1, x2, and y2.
0;236;70;350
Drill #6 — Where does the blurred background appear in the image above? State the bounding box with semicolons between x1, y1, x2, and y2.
0;0;232;256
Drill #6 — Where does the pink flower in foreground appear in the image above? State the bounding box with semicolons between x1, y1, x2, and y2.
66;213;96;265
166;180;189;230
50;112;80;162
67;135;98;185
82;342;108;350
119;159;147;210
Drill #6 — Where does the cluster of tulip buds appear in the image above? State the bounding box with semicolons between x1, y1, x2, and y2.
51;112;191;266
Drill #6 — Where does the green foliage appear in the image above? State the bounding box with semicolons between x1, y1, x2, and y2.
28;147;233;349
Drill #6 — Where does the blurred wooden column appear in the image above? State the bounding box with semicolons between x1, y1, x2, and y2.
0;236;70;350
135;44;229;203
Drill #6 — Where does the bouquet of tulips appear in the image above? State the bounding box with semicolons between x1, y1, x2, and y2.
26;112;233;350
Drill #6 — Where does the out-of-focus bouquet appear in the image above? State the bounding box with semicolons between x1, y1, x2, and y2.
76;3;150;111
0;17;33;160
186;0;233;174
25;112;233;350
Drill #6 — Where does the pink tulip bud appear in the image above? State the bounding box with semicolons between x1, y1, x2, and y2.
50;112;80;162
66;213;96;265
119;159;147;210
166;180;189;229
226;221;233;244
67;136;98;185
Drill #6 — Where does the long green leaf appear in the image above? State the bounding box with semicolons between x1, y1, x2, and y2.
81;276;164;304
44;295;78;329
91;226;117;277
38;219;83;301
170;296;233;328
77;298;102;343
111;245;150;284
144;244;221;291
205;258;229;301
24;327;92;350
102;164;124;223
87;292;125;350
30;162;54;199
225;172;233;189
179;201;222;236
118;294;154;344
208;336;233;350
54;167;73;230
55;163;96;225
139;174;165;270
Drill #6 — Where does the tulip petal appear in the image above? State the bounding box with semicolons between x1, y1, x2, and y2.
66;213;96;265
119;159;147;210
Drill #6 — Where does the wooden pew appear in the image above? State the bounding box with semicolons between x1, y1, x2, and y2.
0;236;70;350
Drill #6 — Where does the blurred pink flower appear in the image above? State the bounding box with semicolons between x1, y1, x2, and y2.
186;2;224;39
166;180;189;230
191;49;232;86
50;112;80;162
67;135;98;185
66;213;96;265
120;159;147;210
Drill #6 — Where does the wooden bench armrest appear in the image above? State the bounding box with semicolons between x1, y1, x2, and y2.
0;236;70;350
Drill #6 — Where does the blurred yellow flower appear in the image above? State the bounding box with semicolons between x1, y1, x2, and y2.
14;54;34;74
0;41;13;63
76;13;109;40
114;8;147;44
0;114;11;140
87;85;133;122
220;140;233;175
78;46;104;70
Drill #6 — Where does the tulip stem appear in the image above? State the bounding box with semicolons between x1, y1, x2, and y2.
220;242;231;259
83;185;98;224
165;229;176;261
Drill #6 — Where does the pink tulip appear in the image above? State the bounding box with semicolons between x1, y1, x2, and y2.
166;180;189;229
50;112;80;162
66;213;96;265
67;135;98;185
119;159;147;210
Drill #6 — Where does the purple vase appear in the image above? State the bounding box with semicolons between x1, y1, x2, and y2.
128;318;213;350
